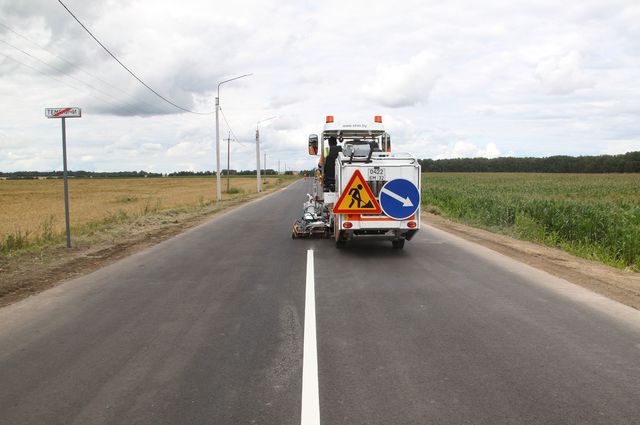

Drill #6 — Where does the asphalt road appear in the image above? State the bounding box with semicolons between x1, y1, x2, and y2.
1;179;639;425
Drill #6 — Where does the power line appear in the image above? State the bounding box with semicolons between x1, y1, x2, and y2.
57;0;212;115
0;51;85;92
0;38;158;116
1;23;129;96
0;21;172;115
0;51;143;116
219;107;246;146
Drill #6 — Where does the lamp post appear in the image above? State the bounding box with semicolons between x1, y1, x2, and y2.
215;73;251;201
256;116;277;192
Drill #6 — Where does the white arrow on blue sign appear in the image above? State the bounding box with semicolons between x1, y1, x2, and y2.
379;179;420;220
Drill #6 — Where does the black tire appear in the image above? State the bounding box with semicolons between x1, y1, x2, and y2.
392;239;405;250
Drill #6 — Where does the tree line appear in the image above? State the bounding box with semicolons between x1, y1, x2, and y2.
0;170;163;179
5;151;638;178
0;169;286;179
419;151;640;173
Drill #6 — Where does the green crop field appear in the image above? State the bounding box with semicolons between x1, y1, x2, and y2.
422;173;640;271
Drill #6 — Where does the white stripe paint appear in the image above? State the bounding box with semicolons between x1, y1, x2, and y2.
301;249;320;425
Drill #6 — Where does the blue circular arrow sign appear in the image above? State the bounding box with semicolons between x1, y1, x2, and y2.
379;179;420;220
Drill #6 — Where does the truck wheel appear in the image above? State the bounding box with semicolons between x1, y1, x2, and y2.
392;239;405;250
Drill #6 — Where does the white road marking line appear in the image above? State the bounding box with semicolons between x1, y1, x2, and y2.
301;249;320;425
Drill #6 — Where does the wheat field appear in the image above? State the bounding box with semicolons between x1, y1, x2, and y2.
0;176;281;250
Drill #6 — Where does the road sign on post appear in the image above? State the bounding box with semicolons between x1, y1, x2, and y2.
45;107;82;118
46;107;81;248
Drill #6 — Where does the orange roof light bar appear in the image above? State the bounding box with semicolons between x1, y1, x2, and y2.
374;115;382;123
326;115;334;123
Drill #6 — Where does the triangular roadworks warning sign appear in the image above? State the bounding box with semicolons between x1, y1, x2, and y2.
333;170;382;214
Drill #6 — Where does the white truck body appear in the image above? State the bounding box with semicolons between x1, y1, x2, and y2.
333;152;421;236
300;116;421;248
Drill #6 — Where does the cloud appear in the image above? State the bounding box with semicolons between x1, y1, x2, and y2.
271;115;301;131
436;141;501;159
600;139;640;155
0;0;639;172
362;52;441;108
166;141;206;158
534;51;595;95
268;93;302;109
141;142;163;151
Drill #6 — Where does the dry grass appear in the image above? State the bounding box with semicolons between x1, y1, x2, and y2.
0;176;281;252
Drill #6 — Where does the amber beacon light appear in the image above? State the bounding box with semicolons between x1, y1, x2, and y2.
374;115;382;123
326;115;334;123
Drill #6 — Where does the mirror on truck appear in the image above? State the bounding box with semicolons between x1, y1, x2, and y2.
308;134;319;155
383;133;392;152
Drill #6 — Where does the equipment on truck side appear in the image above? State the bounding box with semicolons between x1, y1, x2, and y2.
291;194;331;239
292;115;421;249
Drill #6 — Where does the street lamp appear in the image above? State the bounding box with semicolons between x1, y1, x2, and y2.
216;73;252;201
256;116;277;192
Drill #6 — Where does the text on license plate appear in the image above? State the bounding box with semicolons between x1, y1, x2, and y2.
368;168;385;181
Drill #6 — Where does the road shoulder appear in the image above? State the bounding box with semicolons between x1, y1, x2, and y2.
0;180;299;307
423;212;640;310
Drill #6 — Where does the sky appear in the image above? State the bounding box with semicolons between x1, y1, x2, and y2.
1;0;639;172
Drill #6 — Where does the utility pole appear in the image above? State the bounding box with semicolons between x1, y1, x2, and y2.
256;127;261;192
256;116;277;193
215;97;220;200
225;131;232;193
215;73;252;201
278;159;281;175
264;152;267;176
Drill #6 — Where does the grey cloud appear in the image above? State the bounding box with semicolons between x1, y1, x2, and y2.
1;0;254;117
1;0;640;172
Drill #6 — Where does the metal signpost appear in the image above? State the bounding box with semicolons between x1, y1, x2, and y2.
45;107;81;248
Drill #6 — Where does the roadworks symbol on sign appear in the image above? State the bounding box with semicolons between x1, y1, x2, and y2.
333;169;382;214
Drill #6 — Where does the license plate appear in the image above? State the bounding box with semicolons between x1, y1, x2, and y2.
368;167;385;181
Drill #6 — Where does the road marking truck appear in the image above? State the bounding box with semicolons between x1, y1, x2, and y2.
292;115;421;249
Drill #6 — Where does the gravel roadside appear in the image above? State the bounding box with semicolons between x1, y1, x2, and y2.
423;212;640;310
